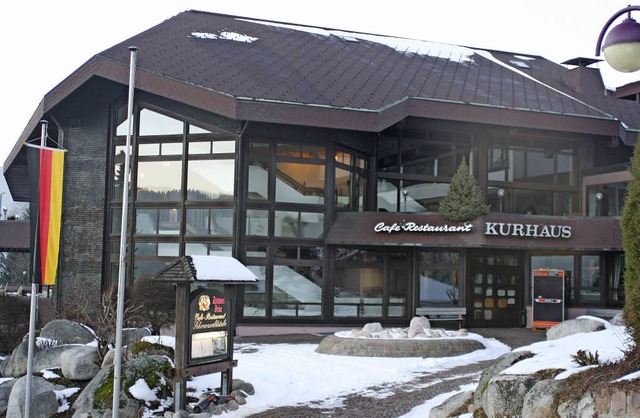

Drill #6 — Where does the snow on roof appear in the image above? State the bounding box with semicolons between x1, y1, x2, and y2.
242;18;475;63
191;31;258;43
189;255;258;283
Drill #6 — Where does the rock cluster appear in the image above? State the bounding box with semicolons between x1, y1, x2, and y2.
316;317;483;357
0;319;253;417
345;316;468;339
431;316;640;418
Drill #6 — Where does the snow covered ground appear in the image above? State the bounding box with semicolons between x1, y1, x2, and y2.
0;316;633;417
179;316;633;417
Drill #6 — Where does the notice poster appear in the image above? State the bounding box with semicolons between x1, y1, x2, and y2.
188;287;230;363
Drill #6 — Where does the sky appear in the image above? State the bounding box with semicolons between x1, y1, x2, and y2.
1;1;640;166
0;315;630;416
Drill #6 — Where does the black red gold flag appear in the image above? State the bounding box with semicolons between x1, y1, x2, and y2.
28;145;65;285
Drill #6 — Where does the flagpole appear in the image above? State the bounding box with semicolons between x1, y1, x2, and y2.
24;119;48;417
112;46;137;418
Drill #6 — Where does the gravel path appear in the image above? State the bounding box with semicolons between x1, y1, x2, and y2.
234;328;544;417
244;359;494;417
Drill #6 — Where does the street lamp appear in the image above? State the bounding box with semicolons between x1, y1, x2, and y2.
402;190;408;212
596;6;640;72
595;192;604;217
497;188;505;213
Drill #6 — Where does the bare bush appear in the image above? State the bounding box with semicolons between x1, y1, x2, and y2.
571;349;600;366
130;276;176;335
57;285;140;363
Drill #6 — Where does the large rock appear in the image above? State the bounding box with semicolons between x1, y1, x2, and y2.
558;391;596;418
122;327;152;346
482;374;540;418
6;375;65;417
546;318;605;341
1;340;83;377
473;350;534;405
408;316;431;337
430;390;473;418
72;354;173;418
0;379;16;415
40;319;95;344
60;346;100;380
522;379;566;418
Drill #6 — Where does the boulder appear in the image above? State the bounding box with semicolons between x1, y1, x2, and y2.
522;378;565;418
121;327;152;346
233;378;255;396
362;322;383;335
40;319;95;344
6;375;65;417
72;354;173;418
0;378;16;415
1;340;83;377
430;390;473;418
60;346;100;380
473;350;534;405
101;348;116;368
558;391;596;418
482;374;540;418
408;316;431;337
611;312;625;326
546;318;605;341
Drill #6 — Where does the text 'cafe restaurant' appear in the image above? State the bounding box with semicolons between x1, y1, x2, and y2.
3;11;635;330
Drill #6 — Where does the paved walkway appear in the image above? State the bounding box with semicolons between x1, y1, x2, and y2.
235;328;546;417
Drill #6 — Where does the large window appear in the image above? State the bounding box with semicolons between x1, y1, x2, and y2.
333;249;408;319
418;251;460;307
488;141;577;216
108;106;237;285
530;254;603;307
335;149;368;212
242;140;329;319
377;131;472;212
586;183;627;217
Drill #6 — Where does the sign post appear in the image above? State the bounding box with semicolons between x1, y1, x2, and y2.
153;255;256;412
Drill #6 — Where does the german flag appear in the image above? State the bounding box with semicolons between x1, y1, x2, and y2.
28;145;65;285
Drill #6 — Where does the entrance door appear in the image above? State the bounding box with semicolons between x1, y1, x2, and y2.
468;251;523;327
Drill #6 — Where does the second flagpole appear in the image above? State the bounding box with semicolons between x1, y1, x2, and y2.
112;46;137;418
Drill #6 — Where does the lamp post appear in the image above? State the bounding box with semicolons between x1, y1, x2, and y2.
596;6;640;72
595;192;604;217
497;188;505;213
402;190;408;212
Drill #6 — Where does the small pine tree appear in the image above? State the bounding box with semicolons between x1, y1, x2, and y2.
439;158;490;222
621;142;640;348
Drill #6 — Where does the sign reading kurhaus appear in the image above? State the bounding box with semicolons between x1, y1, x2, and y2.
373;220;572;239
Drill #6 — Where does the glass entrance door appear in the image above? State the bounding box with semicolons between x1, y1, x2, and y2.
468;251;523;327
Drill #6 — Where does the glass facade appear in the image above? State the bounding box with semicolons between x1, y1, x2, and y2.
105;103;627;326
109;107;236;286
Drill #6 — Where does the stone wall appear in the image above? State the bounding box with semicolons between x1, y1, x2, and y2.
52;78;125;315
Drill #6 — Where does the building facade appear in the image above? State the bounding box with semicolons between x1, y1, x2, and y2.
4;11;638;328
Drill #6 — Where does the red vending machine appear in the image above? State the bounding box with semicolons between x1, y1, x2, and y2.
532;269;565;329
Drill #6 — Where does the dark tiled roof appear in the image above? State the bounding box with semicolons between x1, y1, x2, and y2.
95;11;639;129
6;10;640;192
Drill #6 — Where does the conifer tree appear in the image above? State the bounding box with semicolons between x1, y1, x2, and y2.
621;143;640;348
438;158;490;222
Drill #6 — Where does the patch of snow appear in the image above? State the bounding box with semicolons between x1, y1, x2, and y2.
191;31;257;43
509;60;530;69
41;368;60;379
129;378;158;403
55;387;80;414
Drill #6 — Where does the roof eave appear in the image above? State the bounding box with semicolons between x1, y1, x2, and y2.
4;55;635;177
